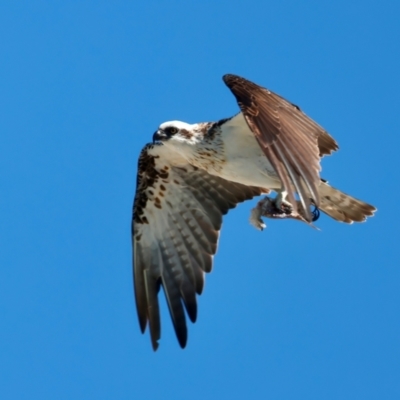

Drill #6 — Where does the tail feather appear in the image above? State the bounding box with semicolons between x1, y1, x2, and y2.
318;181;376;223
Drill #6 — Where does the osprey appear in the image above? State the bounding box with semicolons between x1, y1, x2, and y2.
132;74;375;350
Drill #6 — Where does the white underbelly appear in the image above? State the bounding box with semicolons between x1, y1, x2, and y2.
218;154;280;189
217;113;280;189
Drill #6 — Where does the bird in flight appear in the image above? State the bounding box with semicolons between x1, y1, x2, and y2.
132;74;375;350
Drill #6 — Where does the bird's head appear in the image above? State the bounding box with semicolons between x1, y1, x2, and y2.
153;121;202;145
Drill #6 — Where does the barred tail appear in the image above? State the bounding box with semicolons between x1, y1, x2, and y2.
318;180;376;223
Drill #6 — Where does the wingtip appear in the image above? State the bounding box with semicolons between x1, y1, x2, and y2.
151;339;159;351
178;336;187;349
150;337;187;351
150;332;187;350
138;318;147;334
222;74;237;84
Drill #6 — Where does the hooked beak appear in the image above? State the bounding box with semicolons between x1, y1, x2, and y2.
152;130;166;143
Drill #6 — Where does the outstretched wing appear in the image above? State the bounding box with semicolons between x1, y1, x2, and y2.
132;144;264;350
223;74;338;221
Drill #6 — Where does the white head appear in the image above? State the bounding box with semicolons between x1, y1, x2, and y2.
153;120;201;145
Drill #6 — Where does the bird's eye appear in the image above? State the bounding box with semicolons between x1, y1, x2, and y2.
168;127;178;135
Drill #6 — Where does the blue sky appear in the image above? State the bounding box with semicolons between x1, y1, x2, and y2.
1;1;399;399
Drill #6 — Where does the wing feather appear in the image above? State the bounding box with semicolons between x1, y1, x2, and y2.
132;144;263;349
143;269;161;351
223;74;338;221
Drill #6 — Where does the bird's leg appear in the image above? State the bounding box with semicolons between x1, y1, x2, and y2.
274;190;293;215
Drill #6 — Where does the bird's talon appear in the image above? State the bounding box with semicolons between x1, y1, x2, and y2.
275;197;293;215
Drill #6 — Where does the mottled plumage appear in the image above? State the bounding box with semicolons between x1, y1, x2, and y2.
132;74;376;350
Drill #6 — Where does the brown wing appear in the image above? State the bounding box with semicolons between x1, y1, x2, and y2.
223;74;338;221
132;144;264;350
